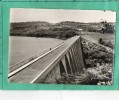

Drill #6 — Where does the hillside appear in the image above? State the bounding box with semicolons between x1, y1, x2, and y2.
10;21;115;39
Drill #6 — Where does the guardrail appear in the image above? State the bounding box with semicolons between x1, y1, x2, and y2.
8;36;81;83
9;41;65;73
8;40;66;78
31;36;81;83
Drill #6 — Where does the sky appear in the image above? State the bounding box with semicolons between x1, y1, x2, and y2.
10;8;116;23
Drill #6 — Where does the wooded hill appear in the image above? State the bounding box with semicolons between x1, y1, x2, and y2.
10;21;115;39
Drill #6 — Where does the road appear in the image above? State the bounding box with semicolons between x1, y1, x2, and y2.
9;36;80;83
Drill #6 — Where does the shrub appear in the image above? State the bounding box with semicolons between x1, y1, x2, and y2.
55;65;112;85
98;38;103;44
82;39;113;65
98;38;114;49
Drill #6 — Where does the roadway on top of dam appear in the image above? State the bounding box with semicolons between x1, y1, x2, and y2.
8;36;81;83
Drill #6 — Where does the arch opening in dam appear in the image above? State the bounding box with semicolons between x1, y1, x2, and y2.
8;36;85;84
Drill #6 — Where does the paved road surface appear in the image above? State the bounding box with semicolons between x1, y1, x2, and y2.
9;36;80;83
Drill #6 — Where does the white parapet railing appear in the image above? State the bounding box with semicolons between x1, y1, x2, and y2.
9;41;65;73
8;40;66;78
31;36;81;83
8;36;81;83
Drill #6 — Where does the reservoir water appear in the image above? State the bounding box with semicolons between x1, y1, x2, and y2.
9;36;64;66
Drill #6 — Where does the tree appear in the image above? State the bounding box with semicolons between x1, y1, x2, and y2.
101;21;115;34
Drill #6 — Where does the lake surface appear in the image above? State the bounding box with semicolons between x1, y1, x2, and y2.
9;36;64;66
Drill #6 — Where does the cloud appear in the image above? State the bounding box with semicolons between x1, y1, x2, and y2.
10;8;116;23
